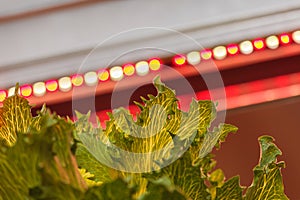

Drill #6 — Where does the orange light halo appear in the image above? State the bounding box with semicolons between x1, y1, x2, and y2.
172;54;186;66
45;80;58;92
98;69;110;82
20;85;33;97
253;39;265;50
200;49;213;60
148;58;162;71
71;74;84;87
123;64;135;76
227;44;239;55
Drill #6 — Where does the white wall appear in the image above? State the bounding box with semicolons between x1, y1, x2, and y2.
1;0;300;87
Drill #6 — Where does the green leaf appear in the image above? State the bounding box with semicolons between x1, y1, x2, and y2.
244;136;289;200
78;168;102;187
85;178;136;200
0;111;85;199
198;123;238;161
0;78;289;200
196;100;217;134
257;135;282;169
208;168;226;199
215;176;243;200
148;152;211;200
0;93;32;145
0;91;44;146
139;177;186;200
29;179;83;200
76;143;116;183
75;77;240;199
209;169;225;187
75;112;117;184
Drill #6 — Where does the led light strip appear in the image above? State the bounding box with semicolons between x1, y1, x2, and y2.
173;31;300;66
0;58;162;102
1;30;300;102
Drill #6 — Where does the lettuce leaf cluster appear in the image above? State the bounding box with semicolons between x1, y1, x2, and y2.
0;79;288;199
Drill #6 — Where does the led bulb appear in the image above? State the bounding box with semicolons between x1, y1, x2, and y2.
0;90;7;102
253;39;265;50
98;70;110;81
149;58;161;71
173;55;186;66
200;50;212;60
71;74;84;87
266;35;279;49
227;44;239;55
84;71;98;86
8;87;20;96
280;34;291;45
187;51;201;65
33;82;46;97
292;30;300;44
110;66;124;81
58;77;72;92
123;64;135;76
20;85;32;97
136;61;149;76
239;41;253;54
46;80;58;92
213;46;227;60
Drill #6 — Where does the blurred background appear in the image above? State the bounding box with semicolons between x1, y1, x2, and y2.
0;0;300;198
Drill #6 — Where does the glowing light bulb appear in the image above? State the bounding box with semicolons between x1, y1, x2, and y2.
292;31;300;44
84;71;98;86
187;51;201;65
33;82;46;97
0;90;7;102
8;87;19;96
227;44;239;55
149;58;162;71
239;41;253;54
123;64;135;76
71;74;84;87
279;34;291;45
20;85;32;97
98;69;110;81
110;66;124;81
200;49;212;60
136;61;149;76
45;80;58;92
213;46;227;60
253;39;265;50
58;77;72;92
266;35;279;49
173;55;186;66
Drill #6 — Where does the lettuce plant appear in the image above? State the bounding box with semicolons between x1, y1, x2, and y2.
0;79;289;199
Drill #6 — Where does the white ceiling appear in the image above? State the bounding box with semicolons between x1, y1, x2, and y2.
0;0;300;88
0;0;74;16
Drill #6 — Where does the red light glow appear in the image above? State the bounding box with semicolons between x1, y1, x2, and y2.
98;69;110;82
0;90;7;102
200;49;213;60
123;64;135;76
253;39;265;50
227;44;239;55
45;80;58;92
148;58;162;71
279;33;291;45
20;85;33;97
87;71;300;124
71;74;84;87
172;55;186;66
